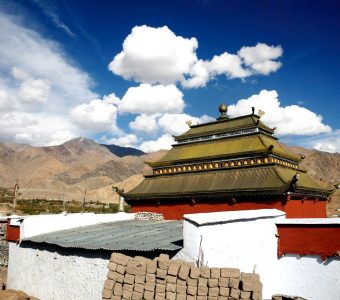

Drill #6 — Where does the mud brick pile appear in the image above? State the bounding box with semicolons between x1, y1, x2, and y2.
102;252;263;300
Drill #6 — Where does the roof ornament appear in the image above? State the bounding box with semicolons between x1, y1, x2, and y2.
252;107;255;114
186;120;193;127
217;103;228;121
258;110;265;118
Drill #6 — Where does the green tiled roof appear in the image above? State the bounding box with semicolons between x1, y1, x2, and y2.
150;133;300;167
124;166;331;200
175;114;273;141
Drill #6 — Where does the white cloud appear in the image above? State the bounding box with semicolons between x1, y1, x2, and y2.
0;12;97;145
139;134;175;153
109;25;198;85
129;114;160;133
158;113;214;136
103;134;140;148
228;90;331;136
70;97;118;132
118;84;185;115
109;25;283;89
238;43;283;75
299;130;340;153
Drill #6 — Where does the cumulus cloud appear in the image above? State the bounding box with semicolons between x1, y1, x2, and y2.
0;12;97;145
70;97;119;132
129;114;160;133
102;134;140;148
109;25;198;84
228;90;331;136
298;130;340;153
139;134;175;152
118;84;185;115
109;25;283;88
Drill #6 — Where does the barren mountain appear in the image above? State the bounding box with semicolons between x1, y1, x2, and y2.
0;138;338;213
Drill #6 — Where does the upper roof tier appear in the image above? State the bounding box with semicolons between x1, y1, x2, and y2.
175;113;274;142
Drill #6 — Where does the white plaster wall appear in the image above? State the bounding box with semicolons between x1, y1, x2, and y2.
8;242;109;300
182;209;340;300
20;212;135;239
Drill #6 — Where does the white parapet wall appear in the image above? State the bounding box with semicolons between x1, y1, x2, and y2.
8;242;109;300
20;212;135;239
181;209;340;300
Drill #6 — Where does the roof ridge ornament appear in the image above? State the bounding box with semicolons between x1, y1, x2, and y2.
217;103;228;121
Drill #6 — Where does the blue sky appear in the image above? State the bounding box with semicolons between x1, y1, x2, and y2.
0;0;339;152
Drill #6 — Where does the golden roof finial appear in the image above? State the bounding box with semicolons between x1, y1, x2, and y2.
217;103;228;120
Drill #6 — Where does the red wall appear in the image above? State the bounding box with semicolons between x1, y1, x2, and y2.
285;199;327;218
6;219;20;242
131;200;284;220
277;224;340;260
130;198;327;220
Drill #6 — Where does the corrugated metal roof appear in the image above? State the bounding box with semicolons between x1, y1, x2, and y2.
22;220;183;251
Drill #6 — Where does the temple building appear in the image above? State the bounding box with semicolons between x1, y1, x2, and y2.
121;104;334;220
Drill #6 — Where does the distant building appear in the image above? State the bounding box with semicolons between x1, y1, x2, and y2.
122;104;334;219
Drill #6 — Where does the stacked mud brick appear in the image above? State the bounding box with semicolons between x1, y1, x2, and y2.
102;252;263;300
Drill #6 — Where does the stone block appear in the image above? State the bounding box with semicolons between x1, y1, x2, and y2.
143;290;154;300
123;283;133;291
146;273;156;282
156;267;167;279
102;288;112;299
188;277;198;286
219;287;229;296
158;256;170;270
190;266;201;278
122;289;132;299
168;262;180;276
131;291;142;300
116;264;126;275
187;296;197;300
155;292;166;300
144;281;156;291
159;253;170;260
166;282;176;292
229;288;240;299
178;263;191;280
177;293;186;300
126;261;147;276
200;266;210;278
111;296;121;300
188;285;198;296
108;261;117;271
177;284;187;294
219;277;229;287
229;278;240;289
210;268;220;279
217;297;228;300
198;286;208;296
240;290;251;299
124;274;135;285
166;291;176;300
156;283;166;293
166;275;177;284
108;271;124;283
133;256;151;264
197;296;208;300
135;275;145;284
147;261;157;274
111;252;130;266
104;278;115;291
198;277;208;287
208;297;218;300
134;283;144;293
113;282;123;296
208;278;218;288
209;287;219;297
240;273;262;292
251;291;262;300
157;278;166;284
220;268;240;278
177;279;187;286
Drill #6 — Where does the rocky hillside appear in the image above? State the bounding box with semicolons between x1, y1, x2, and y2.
0;138;338;213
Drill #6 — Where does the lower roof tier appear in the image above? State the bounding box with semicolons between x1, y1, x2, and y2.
124;165;332;200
